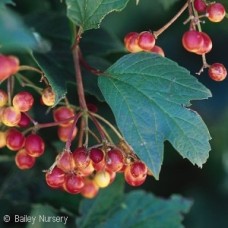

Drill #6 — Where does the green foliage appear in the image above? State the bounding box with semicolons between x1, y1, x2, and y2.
66;0;130;32
77;176;192;228
99;53;211;179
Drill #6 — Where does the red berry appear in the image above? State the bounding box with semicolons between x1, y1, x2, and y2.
56;151;75;173
77;160;95;177
53;106;75;127
150;45;165;57
0;89;8;107
208;63;227;81
45;167;65;189
86;103;98;113
63;174;84;194
182;30;204;53
137;31;155;51
194;0;207;13
6;128;25;151
25;134;45;157
106;148;124;172
81;179;99;199
89;148;104;164
195;32;212;55
72;147;90;169
207;3;226;23
130;161;147;178
1;106;21;127
124;32;142;53
57;126;77;142
18;113;31;128
41;87;55;106
13;91;34;112
15;148;36;170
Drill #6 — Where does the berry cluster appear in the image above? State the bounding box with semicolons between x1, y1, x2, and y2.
182;0;227;81
124;31;165;57
46;145;148;198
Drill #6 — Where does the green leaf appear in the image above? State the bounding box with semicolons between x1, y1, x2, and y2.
77;175;124;228
98;53;212;179
27;204;67;228
77;176;192;228
101;192;192;228
0;7;37;52
66;0;130;32
0;0;15;6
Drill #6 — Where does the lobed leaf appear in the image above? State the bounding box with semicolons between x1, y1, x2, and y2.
98;53;212;179
66;0;130;32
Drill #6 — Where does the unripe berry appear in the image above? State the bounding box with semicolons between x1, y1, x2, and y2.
194;0;207;13
56;151;75;173
0;89;8;107
41;86;55;106
124;32;142;53
1;106;21;127
45;167;65;189
53;106;75;127
13;91;34;112
182;30;204;53
15;148;36;170
25;134;45;157
208;63;227;81
57;126;77;142
94;170;110;188
0;131;6;148
150;45;165;57
206;3;226;23
81;179;99;199
137;31;155;51
6;128;25;151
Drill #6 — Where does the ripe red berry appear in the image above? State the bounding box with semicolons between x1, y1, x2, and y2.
56;151;75;173
57;126;77;142
208;63;227;81
1;106;21;127
206;3;226;23
182;30;204;53
13;91;34;112
0;89;8;107
137;31;156;51
194;0;207;13
124;32;142;53
130;161;148;178
81;179;99;199
18;113;31;128
6;128;25;151
15;148;36;170
41;86;55;106
89;148;104;164
72;147;90;169
53;106;75;127
25;134;45;157
150;45;165;57
106;148;124;172
45;167;65;189
63;174;84;194
195;32;212;55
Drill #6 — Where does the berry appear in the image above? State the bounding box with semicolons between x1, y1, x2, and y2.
81;179;99;199
195;32;212;55
56;151;75;173
53;106;75;127
45;167;65;189
72;147;90;169
138;31;155;51
0;89;8;107
182;30;204;53
130;161;147;178
63;174;84;194
207;3;226;23
0;131;6;148
77;160;95;177
150;45;165;57
194;0;207;13
208;63;227;81
18;113;31;128
94;170;110;188
25;134;45;157
86;103;98;113
6;128;25;151
13;91;34;112
106;148;124;172
57;126;77;142
89;148;104;164
41;86;55;106
15;148;36;170
1;106;21;127
124;32;142;53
